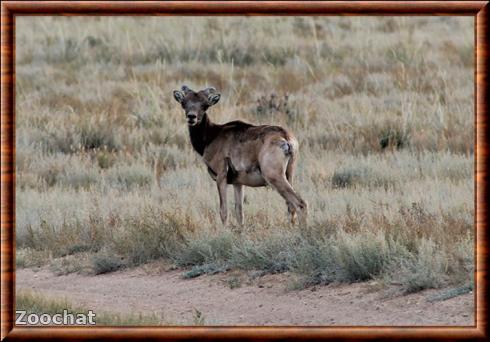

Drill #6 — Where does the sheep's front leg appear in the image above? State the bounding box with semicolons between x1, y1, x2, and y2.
234;184;244;225
216;174;228;225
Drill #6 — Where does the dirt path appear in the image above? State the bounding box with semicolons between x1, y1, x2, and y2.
17;265;474;326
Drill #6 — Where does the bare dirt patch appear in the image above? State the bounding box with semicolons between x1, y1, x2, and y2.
17;265;474;326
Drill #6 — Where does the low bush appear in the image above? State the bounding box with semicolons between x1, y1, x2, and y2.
91;252;126;275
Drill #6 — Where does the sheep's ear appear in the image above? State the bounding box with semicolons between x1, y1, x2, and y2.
173;90;185;104
207;93;221;106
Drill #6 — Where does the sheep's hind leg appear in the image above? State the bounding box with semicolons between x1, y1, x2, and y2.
260;153;307;226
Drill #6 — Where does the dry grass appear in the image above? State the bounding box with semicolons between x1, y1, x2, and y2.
16;289;165;325
16;17;474;293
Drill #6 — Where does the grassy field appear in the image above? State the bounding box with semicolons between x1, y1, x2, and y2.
16;289;166;325
16;16;474;294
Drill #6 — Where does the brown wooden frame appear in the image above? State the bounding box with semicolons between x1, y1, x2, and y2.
1;1;488;340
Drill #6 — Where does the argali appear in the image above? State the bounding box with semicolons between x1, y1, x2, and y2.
173;86;307;226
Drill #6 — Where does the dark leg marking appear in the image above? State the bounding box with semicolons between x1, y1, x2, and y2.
226;157;239;184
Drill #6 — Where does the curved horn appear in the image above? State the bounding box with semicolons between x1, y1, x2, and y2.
181;85;193;94
202;87;216;96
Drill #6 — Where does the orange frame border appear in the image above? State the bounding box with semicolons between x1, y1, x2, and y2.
1;1;488;340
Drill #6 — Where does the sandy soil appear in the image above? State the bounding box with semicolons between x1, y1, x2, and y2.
16;265;474;326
